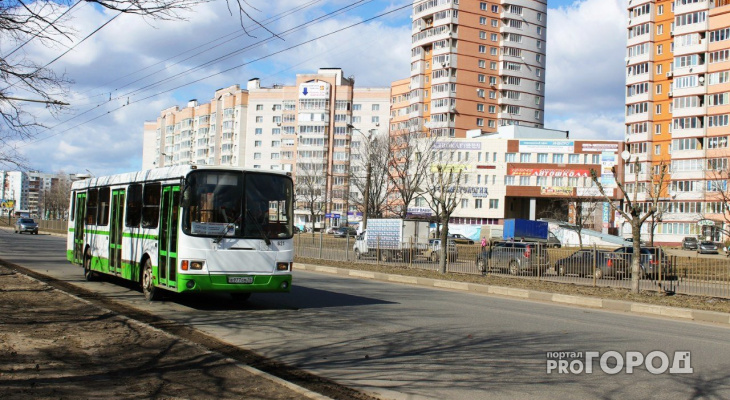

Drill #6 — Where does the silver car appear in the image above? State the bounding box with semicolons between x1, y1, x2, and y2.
698;241;718;255
15;218;39;235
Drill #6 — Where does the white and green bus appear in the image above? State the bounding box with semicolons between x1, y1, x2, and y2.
66;165;294;301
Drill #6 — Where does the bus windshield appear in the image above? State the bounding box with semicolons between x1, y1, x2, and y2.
182;170;293;239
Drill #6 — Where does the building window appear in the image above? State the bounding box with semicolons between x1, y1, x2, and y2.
254;153;261;160
568;154;579;164
479;45;486;53
477;104;484;112
553;154;564;163
475;199;483;209
479;60;486;68
372;104;380;111
656;84;662;94
520;176;530;186
505;153;516;162
488;105;496;113
489;199;499;209
478;74;486;83
461;199;469;208
537;153;548;163
480;31;487;39
254;140;262;147
477;118;484;126
255;116;263;123
255;128;262;135
491;33;498;41
480;16;487;25
657;44;663;55
520;153;531;162
256;104;263;111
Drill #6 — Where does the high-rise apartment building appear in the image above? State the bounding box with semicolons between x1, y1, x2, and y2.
142;68;391;229
626;0;730;244
400;0;547;138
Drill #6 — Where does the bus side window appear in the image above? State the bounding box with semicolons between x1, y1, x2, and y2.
126;184;143;227
86;189;98;225
142;183;161;229
98;187;110;226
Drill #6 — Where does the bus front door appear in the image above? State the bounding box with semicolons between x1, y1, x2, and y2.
158;186;180;290
73;192;86;264
109;189;125;275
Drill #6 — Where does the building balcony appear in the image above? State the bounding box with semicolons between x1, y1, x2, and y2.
674;40;708;56
626;72;650;86
625;112;651;124
626;92;651;104
627;12;652;27
674;20;709;37
626;51;653;66
672;85;707;98
627;33;653;48
674;0;711;15
412;1;454;20
672;104;707;118
670;127;706;139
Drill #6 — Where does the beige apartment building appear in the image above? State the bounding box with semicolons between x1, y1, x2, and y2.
396;0;547;138
142;68;391;230
626;0;730;244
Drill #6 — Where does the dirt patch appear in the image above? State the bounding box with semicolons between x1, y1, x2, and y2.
295;257;730;314
0;264;374;400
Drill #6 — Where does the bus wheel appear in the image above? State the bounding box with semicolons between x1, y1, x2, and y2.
142;259;160;301
83;251;97;281
230;292;252;302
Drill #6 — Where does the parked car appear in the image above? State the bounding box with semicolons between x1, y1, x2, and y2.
476;241;550;275
325;226;337;234
554;249;616;278
447;234;475;245
698;241;719;255
14;218;38;235
334;227;357;238
681;236;699;251
610;246;674;279
425;238;458;262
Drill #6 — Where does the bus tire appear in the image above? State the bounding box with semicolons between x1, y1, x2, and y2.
83;250;98;281
230;292;252;302
142;258;160;301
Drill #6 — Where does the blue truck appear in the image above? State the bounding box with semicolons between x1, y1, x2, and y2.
503;219;561;248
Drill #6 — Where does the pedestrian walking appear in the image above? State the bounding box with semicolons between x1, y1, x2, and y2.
481;237;487;250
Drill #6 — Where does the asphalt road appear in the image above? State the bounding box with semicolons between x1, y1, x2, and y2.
2;230;730;400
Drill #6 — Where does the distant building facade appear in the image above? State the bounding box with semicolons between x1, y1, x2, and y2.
142;68;391;229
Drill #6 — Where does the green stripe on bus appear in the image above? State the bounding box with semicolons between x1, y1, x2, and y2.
66;229;158;240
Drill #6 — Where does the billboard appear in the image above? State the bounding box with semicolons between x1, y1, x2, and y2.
540;187;573;196
509;167;591;177
433;142;482;150
519;140;574;153
298;81;330;99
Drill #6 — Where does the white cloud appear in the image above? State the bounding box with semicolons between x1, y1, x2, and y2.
14;0;626;177
545;0;627;141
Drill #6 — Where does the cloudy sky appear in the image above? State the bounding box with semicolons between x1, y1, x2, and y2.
6;0;627;176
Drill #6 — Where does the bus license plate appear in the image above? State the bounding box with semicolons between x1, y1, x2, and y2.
228;276;253;284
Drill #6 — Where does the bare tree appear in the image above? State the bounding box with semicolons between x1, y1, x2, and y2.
348;131;389;228
386;130;436;218
294;163;326;234
590;159;669;294
39;172;71;219
539;196;601;249
1;0;265;169
422;163;465;274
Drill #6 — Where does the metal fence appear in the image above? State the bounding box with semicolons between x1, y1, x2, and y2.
3;217;68;233
294;233;730;299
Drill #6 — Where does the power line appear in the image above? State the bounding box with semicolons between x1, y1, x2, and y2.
34;0;377;133
2;0;84;59
22;2;412;148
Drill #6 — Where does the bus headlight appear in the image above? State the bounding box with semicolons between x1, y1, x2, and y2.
182;260;204;271
276;262;290;271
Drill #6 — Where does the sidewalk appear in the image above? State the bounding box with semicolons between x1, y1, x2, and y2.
0;264;330;400
295;262;730;326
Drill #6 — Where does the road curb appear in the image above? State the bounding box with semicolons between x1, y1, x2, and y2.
294;263;730;326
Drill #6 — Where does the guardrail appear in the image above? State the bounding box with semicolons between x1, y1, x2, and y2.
294;233;730;299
